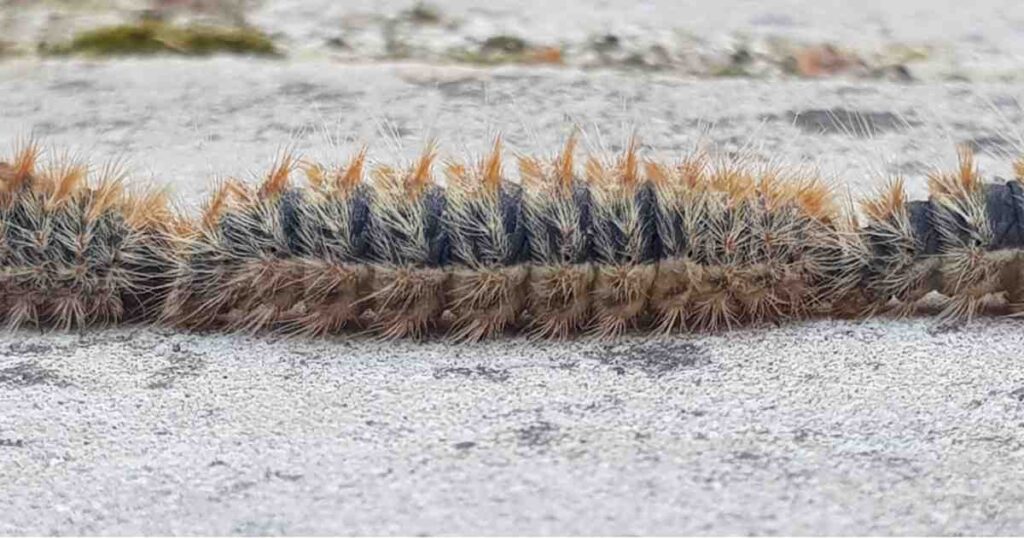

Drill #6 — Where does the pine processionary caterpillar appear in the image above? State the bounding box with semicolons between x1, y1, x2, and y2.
1;138;1023;340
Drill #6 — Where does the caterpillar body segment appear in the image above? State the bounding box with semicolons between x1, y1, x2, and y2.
281;155;374;336
586;141;660;337
444;140;530;341
856;179;937;315
928;150;1024;322
852;150;1024;322
0;145;174;329
162;157;296;332
365;147;449;339
2;141;1024;339
520;138;596;338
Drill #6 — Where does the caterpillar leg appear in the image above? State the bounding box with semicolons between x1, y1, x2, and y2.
591;262;656;338
527;263;594;339
447;265;528;342
368;266;448;340
286;260;372;337
649;258;695;334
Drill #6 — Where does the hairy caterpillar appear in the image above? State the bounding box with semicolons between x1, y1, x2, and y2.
1;138;1022;340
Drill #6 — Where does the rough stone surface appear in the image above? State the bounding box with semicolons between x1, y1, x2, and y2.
1;321;1024;534
1;58;1023;208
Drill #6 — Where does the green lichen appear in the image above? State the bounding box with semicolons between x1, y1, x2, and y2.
446;35;532;65
44;21;278;57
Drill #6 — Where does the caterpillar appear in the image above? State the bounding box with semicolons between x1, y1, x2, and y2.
1;138;1022;340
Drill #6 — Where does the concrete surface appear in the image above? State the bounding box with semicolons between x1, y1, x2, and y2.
1;57;1024;535
2;320;1024;534
1;58;1024;206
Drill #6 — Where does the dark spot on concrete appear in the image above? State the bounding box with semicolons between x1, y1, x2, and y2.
31;120;67;136
1010;387;1024;402
267;469;303;482
280;81;319;96
779;108;911;136
963;134;1017;155
146;348;207;389
592;341;711;376
989;94;1022;112
278;81;360;102
733;450;761;461
835;86;880;96
0;361;69;387
886;160;928;176
433;365;510;383
435;79;486;100
560;395;624;415
0;438;25;448
515;421;559;448
453;441;476;450
5;341;54;355
48;79;96;92
209;459;228;467
220;480;257;496
75;330;137;349
232;519;287;535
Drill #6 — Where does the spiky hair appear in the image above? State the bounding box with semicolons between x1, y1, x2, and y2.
3;138;1024;339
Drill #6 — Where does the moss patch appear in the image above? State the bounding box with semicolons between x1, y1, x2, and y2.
447;35;561;66
45;21;278;57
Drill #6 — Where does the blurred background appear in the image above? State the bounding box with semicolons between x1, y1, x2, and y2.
2;0;1024;204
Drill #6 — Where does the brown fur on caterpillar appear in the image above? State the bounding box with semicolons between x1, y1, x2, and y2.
2;139;1024;340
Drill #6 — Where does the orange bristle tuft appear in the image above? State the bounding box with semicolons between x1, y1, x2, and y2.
861;177;907;222
258;152;296;199
619;137;639;188
518;154;544;191
645;161;670;188
793;177;837;222
43;159;87;210
482;137;503;193
709;162;755;202
957;145;980;192
9;140;41;192
125;188;173;229
339;147;366;194
202;179;250;229
406;143;437;196
86;176;126;223
304;162;327;190
555;134;577;194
